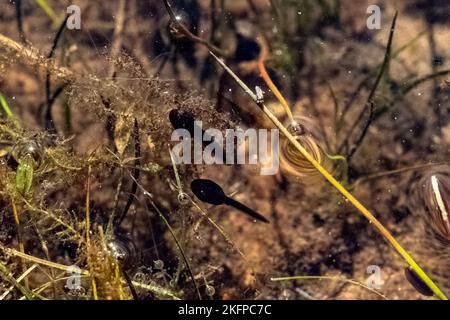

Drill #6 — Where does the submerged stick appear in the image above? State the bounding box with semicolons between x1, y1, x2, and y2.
0;33;72;80
271;275;388;300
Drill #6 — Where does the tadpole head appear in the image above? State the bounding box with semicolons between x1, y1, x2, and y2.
169;109;196;134
190;179;226;205
404;267;434;297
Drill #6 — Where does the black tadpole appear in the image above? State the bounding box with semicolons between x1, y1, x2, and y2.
169;109;228;163
169;109;197;135
190;179;269;224
404;267;434;297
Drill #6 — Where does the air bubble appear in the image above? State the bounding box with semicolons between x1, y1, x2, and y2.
205;285;215;297
154;260;164;270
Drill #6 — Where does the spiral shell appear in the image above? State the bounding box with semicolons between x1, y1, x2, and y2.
280;116;330;183
106;235;138;269
11;139;43;168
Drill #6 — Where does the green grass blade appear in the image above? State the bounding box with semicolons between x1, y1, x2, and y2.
0;93;14;118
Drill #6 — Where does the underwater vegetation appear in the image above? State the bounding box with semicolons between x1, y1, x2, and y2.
0;0;450;300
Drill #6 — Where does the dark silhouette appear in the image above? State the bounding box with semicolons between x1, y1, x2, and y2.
191;179;269;223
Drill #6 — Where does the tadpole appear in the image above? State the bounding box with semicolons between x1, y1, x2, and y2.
404;267;434;297
169;109;197;135
169;109;227;163
191;179;269;224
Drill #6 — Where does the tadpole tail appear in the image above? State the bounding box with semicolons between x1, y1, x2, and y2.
224;197;270;224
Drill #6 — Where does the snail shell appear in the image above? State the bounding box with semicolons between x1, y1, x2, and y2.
421;172;450;244
11;140;43;168
107;234;137;270
280;116;330;183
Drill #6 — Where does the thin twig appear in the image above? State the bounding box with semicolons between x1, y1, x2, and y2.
271;275;388;300
355;161;450;185
401;69;450;94
347;102;374;160
15;0;26;43
109;0;126;78
162;0;226;57
122;269;139;300
45;15;69;133
0;33;72;80
116;119;141;227
47;16;69;60
257;38;295;122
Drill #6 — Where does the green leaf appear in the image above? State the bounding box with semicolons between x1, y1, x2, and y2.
16;155;35;195
0;93;14;118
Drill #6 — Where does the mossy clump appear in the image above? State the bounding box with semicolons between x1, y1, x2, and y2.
0;36;238;300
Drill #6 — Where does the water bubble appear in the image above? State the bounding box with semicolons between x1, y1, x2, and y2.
154;260;164;270
169;279;177;287
205;285;215;297
133;272;148;283
178;192;190;205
